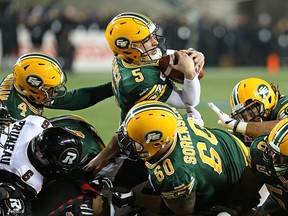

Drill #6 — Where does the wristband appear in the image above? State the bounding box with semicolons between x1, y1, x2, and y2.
234;121;247;134
233;120;240;132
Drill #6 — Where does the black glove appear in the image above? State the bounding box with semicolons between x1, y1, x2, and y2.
0;183;25;200
111;187;135;208
81;176;113;198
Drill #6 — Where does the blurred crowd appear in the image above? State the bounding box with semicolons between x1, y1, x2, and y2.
1;0;288;71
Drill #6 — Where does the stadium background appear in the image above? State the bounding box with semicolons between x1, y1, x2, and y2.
1;0;288;144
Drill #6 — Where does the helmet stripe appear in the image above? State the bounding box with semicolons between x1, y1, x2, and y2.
15;53;63;71
273;122;288;144
113;12;156;33
115;12;152;26
231;81;241;107
268;119;288;153
125;102;176;125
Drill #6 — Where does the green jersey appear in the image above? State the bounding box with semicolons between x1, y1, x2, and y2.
268;95;288;120
146;110;249;208
0;74;43;118
111;57;174;121
0;74;113;120
50;115;105;159
250;135;288;209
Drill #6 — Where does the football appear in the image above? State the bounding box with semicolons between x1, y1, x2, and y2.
159;52;204;84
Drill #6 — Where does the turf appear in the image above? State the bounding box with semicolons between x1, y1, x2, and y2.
1;66;286;144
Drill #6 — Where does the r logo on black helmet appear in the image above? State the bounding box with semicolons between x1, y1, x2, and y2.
60;148;80;166
115;37;130;49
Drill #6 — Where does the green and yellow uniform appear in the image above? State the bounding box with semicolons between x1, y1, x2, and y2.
250;135;288;210
0;74;112;157
268;95;288;120
111;57;174;121
0;74;113;119
146;109;249;209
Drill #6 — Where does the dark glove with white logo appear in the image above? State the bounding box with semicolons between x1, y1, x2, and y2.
0;183;25;200
81;176;113;198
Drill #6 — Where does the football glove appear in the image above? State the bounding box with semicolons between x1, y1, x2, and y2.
186;106;204;126
79;198;94;216
208;102;247;134
111;187;135;208
81;176;113;198
0;183;25;200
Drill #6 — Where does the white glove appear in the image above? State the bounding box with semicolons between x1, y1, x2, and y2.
186;106;204;126
208;102;247;134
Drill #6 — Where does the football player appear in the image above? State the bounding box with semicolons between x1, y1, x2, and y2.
209;77;286;146
105;11;204;122
108;101;261;215
250;118;288;215
0;52;113;158
85;11;205;173
208;77;288;212
0;113;82;214
0;52;113;119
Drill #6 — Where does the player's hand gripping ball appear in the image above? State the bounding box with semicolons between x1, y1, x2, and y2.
159;52;204;84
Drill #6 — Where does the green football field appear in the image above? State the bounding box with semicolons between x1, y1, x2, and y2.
2;66;286;144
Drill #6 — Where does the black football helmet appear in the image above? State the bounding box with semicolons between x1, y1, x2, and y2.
28;127;83;178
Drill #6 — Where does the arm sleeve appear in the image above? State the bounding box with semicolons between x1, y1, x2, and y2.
48;82;114;110
165;78;201;108
182;77;200;107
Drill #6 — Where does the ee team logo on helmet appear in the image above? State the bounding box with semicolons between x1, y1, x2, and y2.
26;75;43;88
115;37;130;49
145;130;163;143
257;84;270;99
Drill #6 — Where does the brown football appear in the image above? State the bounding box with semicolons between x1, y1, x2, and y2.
159;53;204;84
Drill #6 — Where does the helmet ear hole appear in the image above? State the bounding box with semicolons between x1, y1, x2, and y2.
268;96;272;103
154;143;161;147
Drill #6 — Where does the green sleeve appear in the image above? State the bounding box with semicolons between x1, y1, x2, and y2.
48;82;113;110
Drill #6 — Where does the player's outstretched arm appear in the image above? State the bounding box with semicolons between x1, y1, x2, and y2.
84;134;119;174
208;102;280;137
208;102;247;134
